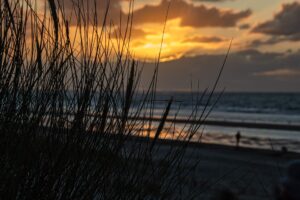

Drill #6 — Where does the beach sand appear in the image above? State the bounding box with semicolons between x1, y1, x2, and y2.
149;138;300;200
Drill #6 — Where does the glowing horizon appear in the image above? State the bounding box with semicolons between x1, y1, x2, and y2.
26;0;300;91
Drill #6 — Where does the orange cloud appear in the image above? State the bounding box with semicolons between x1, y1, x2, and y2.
131;0;251;27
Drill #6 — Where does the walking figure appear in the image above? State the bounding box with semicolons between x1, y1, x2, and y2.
235;131;241;149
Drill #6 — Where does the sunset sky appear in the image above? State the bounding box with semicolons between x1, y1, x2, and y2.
55;0;300;91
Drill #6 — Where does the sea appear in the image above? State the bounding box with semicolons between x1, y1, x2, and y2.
144;92;300;152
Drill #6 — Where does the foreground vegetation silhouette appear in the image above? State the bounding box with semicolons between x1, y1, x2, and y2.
0;0;225;199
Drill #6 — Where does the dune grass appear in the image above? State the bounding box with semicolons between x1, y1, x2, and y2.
0;0;224;199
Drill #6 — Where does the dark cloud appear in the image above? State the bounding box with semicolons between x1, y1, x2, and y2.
249;34;300;48
192;0;235;2
56;0;125;26
132;0;251;27
110;28;148;39
141;49;300;92
253;68;300;77
184;36;225;43
238;23;250;30
252;2;300;41
248;37;282;48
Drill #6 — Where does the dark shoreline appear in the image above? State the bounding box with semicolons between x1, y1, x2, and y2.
129;116;300;131
51;112;300;131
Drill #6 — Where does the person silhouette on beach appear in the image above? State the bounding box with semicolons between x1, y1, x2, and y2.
235;131;241;149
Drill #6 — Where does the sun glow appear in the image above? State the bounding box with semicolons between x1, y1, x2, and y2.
128;19;230;62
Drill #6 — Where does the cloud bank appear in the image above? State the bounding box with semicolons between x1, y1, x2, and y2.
132;0;251;27
253;2;300;42
141;50;300;92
